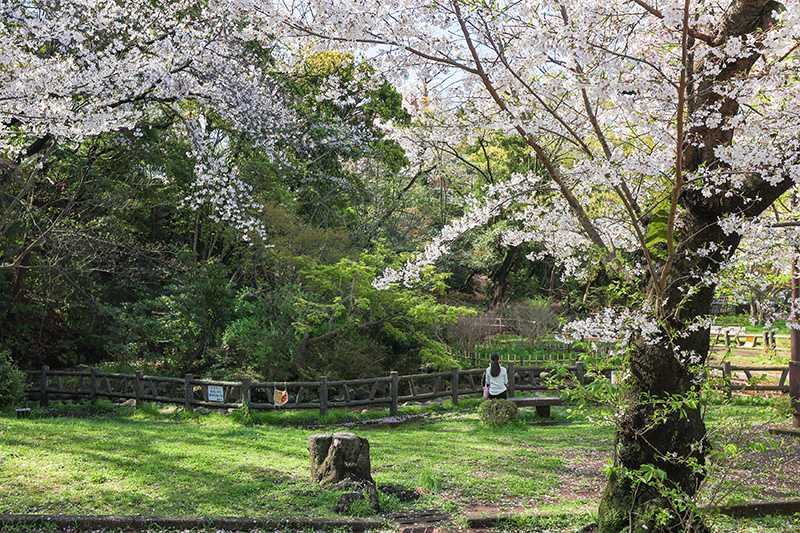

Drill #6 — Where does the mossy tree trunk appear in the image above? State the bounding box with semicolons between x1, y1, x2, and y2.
596;4;789;530
597;218;740;532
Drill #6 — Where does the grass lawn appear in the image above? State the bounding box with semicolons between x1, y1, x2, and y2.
0;399;798;532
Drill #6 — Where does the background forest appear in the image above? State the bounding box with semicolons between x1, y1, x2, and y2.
0;52;583;382
1;49;788;384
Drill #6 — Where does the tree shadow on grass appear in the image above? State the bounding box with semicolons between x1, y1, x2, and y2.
0;419;345;518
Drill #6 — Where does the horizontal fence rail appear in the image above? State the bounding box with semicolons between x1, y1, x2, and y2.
23;361;792;416
710;363;792;395
24;363;586;416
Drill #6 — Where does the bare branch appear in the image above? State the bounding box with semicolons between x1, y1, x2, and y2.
450;0;610;255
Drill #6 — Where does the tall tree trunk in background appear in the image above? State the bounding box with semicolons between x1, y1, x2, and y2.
489;247;519;310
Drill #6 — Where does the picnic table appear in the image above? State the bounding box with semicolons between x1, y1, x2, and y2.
510;396;562;418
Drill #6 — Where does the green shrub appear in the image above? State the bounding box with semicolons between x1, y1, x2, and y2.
0;349;25;408
478;398;518;426
231;403;255;426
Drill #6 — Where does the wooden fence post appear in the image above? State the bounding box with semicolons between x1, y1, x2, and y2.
389;371;399;416
575;361;586;386
40;365;49;408
724;330;731;350
451;368;459;405
135;371;143;405
723;362;732;400
319;376;328;417
241;379;251;408
507;363;516;398
90;367;98;402
184;374;193;410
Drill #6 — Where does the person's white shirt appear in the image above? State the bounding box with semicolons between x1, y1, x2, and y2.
485;366;508;395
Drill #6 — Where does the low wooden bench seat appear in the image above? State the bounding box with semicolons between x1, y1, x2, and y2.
510;396;562;418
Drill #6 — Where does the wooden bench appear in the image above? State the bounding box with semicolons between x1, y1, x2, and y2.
510;396;562;418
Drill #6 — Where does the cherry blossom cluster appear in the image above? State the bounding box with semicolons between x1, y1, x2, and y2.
1;1;287;145
1;0;297;241
373;171;543;288
183;117;266;243
560;307;663;351
280;1;800;285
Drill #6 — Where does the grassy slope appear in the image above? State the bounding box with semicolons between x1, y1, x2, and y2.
0;401;797;532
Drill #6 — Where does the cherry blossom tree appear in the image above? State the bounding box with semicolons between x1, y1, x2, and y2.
282;1;800;530
1;0;296;249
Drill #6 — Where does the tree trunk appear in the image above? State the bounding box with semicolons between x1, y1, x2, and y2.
489;247;519;310
597;221;741;533
597;339;711;533
308;432;373;486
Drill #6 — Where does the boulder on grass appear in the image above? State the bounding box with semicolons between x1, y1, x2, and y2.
308;432;373;486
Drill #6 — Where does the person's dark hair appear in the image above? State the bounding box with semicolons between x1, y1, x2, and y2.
490;353;501;378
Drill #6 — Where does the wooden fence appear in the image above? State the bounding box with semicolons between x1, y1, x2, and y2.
23;362;791;416
22;363;587;416
712;363;792;395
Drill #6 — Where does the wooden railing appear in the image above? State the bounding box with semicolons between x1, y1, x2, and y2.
711;363;791;394
22;363;586;416
23;361;791;416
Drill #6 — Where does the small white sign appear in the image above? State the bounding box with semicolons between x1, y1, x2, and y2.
207;385;225;402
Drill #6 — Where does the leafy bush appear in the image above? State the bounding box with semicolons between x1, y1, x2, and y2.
222;284;302;380
418;340;460;371
478;398;518;426
291;247;474;376
0;349;25;408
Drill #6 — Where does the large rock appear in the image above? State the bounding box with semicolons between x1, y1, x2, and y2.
308;432;373;486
